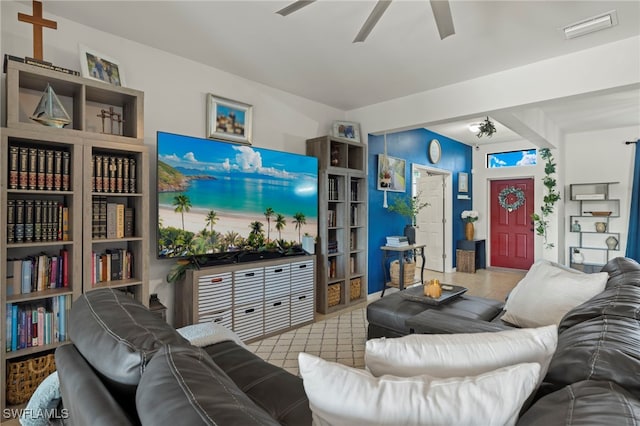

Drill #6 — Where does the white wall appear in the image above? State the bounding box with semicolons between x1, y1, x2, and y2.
1;1;344;325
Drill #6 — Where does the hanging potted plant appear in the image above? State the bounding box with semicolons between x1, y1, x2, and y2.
388;192;430;244
461;210;479;241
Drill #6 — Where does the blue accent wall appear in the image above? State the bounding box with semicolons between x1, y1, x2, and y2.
367;129;472;294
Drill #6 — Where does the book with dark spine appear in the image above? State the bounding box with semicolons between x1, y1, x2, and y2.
9;146;19;189
54;150;63;190
28;148;38;190
62;151;70;191
24;200;34;242
62;207;69;241
56;202;63;241
106;203;117;239
109;156;117;193
92;197;100;238
18;147;29;189
124;207;134;237
37;149;46;190
45;150;54;190
94;155;102;192
14;200;25;242
34;200;42;242
122;158;130;193
129;158;137;193
7;199;15;243
99;197;108;239
102;156;110;194
116;157;124;193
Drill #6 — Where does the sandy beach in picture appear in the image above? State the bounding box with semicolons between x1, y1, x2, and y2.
159;205;317;244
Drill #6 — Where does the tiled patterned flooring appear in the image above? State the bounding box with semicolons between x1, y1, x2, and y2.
247;307;367;376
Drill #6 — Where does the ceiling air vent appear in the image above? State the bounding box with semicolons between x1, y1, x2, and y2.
563;10;618;39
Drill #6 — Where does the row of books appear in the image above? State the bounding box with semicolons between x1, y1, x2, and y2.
91;249;134;285
92;197;135;239
328;240;339;254
386;235;409;247
327;209;338;227
8;146;71;191
91;154;137;194
5;296;70;352
328;258;338;279
350;181;360;202
6;251;70;295
328;177;340;201
7;199;68;244
350;205;359;226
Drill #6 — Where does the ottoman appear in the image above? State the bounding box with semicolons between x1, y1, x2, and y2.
366;290;505;339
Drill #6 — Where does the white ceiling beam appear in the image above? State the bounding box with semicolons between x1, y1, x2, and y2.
491;108;561;150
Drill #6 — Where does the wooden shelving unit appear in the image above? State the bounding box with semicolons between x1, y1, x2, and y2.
306;136;367;314
1;60;148;412
568;182;621;272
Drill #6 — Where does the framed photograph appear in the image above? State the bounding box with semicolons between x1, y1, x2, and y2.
332;121;361;142
207;94;253;145
458;172;469;193
377;155;406;192
79;45;124;86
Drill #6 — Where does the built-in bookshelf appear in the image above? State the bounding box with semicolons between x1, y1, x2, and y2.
1;60;148;411
306;136;367;314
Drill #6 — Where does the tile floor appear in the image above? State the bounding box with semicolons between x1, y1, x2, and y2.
248;267;526;376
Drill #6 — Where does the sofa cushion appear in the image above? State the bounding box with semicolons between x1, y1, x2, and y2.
136;344;279;426
517;380;640;426
69;289;189;387
545;290;640;393
203;340;312;425
601;257;640;290
365;325;557;382
501;260;607;328
299;352;540;426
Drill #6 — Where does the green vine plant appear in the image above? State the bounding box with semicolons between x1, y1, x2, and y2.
531;148;561;249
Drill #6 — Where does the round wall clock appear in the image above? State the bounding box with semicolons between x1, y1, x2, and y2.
428;139;441;164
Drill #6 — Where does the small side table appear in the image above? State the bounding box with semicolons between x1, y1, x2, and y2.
456;239;486;273
380;244;426;297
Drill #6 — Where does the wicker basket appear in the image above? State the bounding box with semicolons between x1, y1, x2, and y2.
328;282;342;307
6;353;56;405
390;260;416;287
350;278;362;301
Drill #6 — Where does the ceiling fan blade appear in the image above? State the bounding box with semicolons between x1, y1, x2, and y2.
276;0;317;17
430;0;455;39
353;0;392;43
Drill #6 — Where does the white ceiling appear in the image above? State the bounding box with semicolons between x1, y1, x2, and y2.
40;0;640;145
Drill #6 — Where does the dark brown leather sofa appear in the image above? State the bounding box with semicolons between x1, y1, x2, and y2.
367;256;640;425
55;288;311;426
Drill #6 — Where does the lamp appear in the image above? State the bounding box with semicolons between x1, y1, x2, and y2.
467;123;480;133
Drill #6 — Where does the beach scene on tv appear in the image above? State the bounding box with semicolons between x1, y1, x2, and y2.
157;133;318;259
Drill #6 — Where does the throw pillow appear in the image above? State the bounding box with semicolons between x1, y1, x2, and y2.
501;260;608;327
298;353;540;426
19;372;60;426
365;325;557;381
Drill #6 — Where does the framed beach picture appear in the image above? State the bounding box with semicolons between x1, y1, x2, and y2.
377;155;406;192
332;121;361;143
79;45;124;86
207;94;253;145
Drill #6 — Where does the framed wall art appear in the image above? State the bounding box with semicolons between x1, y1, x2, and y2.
206;94;253;145
458;172;469;193
79;45;124;86
377;154;406;192
332;120;361;142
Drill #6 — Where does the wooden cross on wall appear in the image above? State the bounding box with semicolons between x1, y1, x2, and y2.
18;0;58;61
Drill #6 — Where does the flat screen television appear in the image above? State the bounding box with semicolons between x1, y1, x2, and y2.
156;132;318;260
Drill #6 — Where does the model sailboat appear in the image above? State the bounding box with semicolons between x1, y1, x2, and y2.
30;83;71;128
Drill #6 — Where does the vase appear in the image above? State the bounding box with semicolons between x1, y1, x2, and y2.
595;222;607;233
404;224;416;245
606;236;618;250
572;250;584;264
465;222;474;241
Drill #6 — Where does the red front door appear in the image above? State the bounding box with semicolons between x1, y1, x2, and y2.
490;179;535;270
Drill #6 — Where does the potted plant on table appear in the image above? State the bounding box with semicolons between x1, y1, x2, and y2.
388;192;430;244
461;210;479;240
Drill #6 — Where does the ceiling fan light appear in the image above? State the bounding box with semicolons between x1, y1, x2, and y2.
563;10;618;39
468;123;480;133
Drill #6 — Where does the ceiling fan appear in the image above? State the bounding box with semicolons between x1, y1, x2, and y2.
276;0;455;43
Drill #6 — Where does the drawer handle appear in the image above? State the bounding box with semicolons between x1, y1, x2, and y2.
299;265;307;269
273;301;282;307
274;268;283;273
210;277;223;283
299;295;306;300
213;317;223;323
245;308;255;314
245;272;255;277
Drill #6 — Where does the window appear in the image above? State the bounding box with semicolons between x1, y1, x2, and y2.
487;149;537;168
